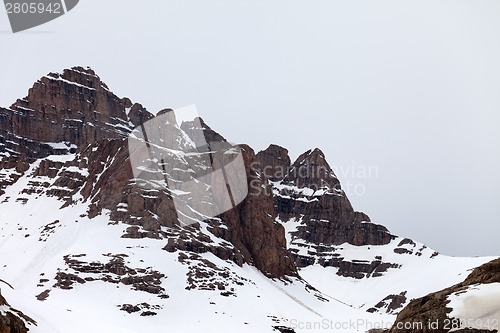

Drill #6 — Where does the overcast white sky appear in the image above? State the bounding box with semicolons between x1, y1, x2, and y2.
1;0;499;256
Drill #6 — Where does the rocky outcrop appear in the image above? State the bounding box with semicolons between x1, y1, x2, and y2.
51;254;168;298
368;291;408;314
0;288;34;333
257;145;395;270
386;258;500;333
256;144;291;182
218;144;296;278
0;66;152;158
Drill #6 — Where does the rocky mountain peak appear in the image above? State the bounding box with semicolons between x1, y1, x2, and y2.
180;116;227;146
46;66;101;88
258;144;394;272
256;144;291;182
284;147;340;191
0;66;153;159
127;102;154;128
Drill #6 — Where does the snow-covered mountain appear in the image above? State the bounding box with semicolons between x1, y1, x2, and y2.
0;67;496;333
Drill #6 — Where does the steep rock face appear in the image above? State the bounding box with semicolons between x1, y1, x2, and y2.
219;144;296;278
0;66;151;158
257;145;395;272
256;144;291;182
87;123;294;277
387;258;500;333
77;136;296;278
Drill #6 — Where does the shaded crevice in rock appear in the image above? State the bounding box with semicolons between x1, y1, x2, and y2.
218;144;297;278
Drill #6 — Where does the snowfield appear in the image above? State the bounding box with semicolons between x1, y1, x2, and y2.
448;283;500;332
0;154;496;333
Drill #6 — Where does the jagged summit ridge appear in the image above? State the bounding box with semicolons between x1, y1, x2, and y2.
0;66;152;158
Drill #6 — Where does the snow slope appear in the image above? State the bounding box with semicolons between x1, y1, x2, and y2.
0;155;379;332
0;153;495;333
298;239;494;314
448;283;500;332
